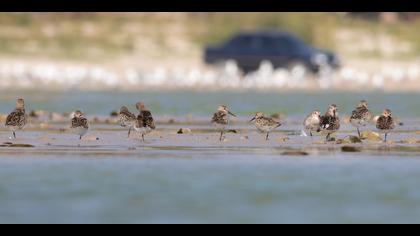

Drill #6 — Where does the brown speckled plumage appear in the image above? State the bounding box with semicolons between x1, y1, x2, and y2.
118;106;136;138
376;109;395;142
71;116;89;129
136;110;156;130
320;104;340;141
134;103;156;142
350;100;373;137
211;105;236;141
5;98;27;139
212;111;228;126
303;110;321;137
376;116;395;130
351;107;372;121
250;112;281;140
70;111;89;139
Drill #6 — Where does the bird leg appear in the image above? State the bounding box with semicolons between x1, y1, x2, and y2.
384;133;388;143
310;131;313;137
326;133;331;142
13;131;16;139
266;132;269;141
219;131;224;141
142;134;145;142
128;127;131;138
357;128;361;138
79;135;82;140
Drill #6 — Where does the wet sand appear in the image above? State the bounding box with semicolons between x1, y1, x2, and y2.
0;116;419;158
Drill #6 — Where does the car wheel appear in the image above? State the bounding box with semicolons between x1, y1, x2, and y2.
240;66;257;75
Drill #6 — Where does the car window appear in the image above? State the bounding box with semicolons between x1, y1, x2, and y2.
261;36;296;52
228;35;260;50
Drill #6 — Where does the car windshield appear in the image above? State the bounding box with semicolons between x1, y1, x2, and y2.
286;35;305;46
225;33;307;51
226;35;258;48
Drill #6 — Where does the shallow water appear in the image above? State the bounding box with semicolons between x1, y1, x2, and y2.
0;90;419;118
1;90;420;223
2;151;420;223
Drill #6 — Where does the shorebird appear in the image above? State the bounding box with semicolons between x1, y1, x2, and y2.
303;110;321;137
5;98;27;139
350;100;373;138
70;110;89;140
118;106;136;138
376;109;395;143
134;102;156;142
250;112;281;140
211;105;236;141
320;104;340;141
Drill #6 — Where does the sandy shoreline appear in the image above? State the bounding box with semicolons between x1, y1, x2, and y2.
0;117;419;158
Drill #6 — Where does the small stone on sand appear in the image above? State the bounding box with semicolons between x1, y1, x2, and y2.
341;146;361;152
337;136;362;144
361;131;382;142
177;128;192;134
278;137;290;142
282;151;309;156
401;138;420;144
8;144;35;148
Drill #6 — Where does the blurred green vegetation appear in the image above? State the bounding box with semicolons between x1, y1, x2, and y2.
0;13;419;61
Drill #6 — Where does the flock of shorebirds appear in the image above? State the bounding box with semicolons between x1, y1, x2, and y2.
4;98;395;143
211;101;395;143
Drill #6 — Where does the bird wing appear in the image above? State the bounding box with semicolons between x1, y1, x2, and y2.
118;110;136;126
71;117;89;129
376;116;386;129
320;115;331;129
211;112;219;123
120;110;136;119
321;115;340;130
263;117;281;127
80;118;89;129
5;109;25;127
377;116;395;130
141;110;155;129
70;117;78;128
351;107;369;120
136;114;145;128
351;108;362;120
211;112;227;125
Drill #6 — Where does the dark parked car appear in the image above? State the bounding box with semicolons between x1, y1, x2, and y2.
204;30;340;74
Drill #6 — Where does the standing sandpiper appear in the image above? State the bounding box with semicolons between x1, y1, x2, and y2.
118;106;136;138
134;102;156;142
376;109;395;143
350;100;373;138
5;98;27;139
211;105;236;141
303;110;321;137
320;104;340;141
70;110;89;140
250;112;282;140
